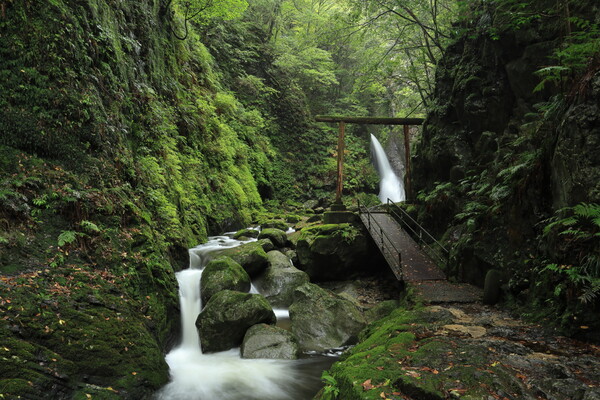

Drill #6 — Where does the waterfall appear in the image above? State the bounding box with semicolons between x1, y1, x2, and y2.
155;235;320;400
370;134;405;203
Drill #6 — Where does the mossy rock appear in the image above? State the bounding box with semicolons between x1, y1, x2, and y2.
289;283;367;352
255;251;309;308
212;241;268;277
241;324;299;360
284;214;302;224
294;224;369;281
261;220;289;231
197;290;276;353
258;228;289;248
257;238;275;252
200;256;251;305
318;307;530;400
233;228;259;240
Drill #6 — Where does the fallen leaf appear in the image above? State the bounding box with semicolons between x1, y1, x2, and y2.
376;366;385;371
362;379;374;390
405;370;421;378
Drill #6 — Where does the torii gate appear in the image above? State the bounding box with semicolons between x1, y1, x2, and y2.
315;116;424;209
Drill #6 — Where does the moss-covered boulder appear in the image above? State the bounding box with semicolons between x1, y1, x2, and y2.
197;290;276;353
255;251;309;308
233;228;260;240
289;283;367;352
261;220;289;231
293;224;369;281
212;242;268;277
257;238;275;252
200;256;251;305
241;324;299;360
258;228;289;248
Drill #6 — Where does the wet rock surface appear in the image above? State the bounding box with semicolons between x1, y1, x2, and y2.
197;290;276;353
317;297;600;400
200;256;251;305
241;323;299;360
255;250;309;308
289;283;367;352
212;241;269;277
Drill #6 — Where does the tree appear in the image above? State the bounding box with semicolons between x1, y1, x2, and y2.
161;0;249;40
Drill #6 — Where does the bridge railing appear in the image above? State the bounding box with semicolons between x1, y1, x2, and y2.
358;200;403;280
386;199;450;270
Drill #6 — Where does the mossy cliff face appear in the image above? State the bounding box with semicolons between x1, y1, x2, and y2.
411;0;599;331
0;0;283;398
0;0;267;240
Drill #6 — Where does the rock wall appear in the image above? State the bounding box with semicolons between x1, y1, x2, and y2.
412;0;600;307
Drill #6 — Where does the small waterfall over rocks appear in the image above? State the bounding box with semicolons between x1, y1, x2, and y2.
155;235;329;400
370;134;405;203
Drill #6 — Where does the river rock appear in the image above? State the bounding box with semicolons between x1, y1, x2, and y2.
261;220;289;231
293;223;369;281
241;324;299;360
257;238;275;252
233;228;259;240
289;283;367;352
212;241;268;277
255;251;309;308
197;290;276;353
200;256;251;305
258;228;289;248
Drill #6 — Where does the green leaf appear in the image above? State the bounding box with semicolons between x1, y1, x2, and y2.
57;230;78;247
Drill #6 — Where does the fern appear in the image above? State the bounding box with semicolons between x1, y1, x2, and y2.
57;230;80;247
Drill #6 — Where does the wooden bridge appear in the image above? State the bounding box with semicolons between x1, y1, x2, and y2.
358;200;482;303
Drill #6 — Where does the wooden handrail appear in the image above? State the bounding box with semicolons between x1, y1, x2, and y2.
358;200;403;280
386;199;450;269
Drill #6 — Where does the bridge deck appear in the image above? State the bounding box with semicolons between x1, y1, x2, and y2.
360;211;446;282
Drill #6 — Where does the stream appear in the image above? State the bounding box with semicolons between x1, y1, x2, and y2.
155;234;337;400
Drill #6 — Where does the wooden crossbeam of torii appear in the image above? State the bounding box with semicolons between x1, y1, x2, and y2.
315;115;425;205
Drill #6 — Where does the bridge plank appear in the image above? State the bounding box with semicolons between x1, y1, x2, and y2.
360;211;446;282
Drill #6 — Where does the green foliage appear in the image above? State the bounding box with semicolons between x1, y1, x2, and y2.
533;203;600;329
486;0;600;94
320;371;340;400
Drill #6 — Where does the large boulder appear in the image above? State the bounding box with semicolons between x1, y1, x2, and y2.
257;238;275;252
258;228;289;248
233;228;259;240
200;256;251;305
293;224;370;281
255;251;309;308
241;324;299;360
289;283;367;352
261;220;289;231
197;290;276;353
212;242;268;277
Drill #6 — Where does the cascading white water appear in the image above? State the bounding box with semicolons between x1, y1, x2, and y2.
155;235;318;400
370;134;405;203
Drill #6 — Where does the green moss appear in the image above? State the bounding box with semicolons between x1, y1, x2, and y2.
321;306;526;400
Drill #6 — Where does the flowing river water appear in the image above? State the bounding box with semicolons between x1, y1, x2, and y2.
155;234;337;400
